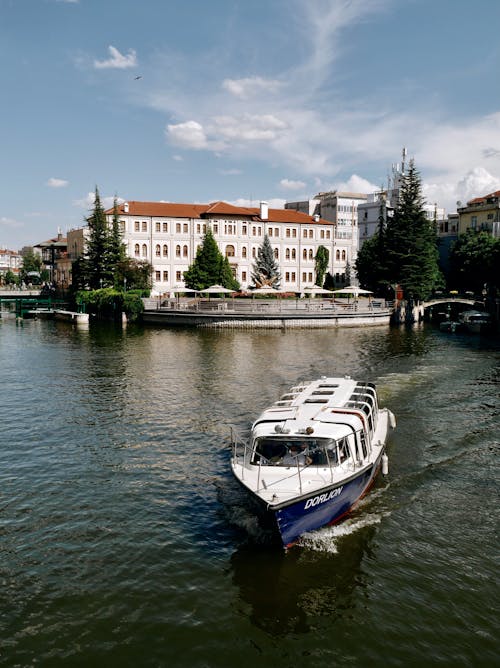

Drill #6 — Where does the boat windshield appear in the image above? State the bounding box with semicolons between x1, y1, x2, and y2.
252;436;350;467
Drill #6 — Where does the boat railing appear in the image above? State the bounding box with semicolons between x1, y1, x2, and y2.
230;426;250;481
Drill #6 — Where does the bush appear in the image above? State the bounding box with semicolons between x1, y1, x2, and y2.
75;288;144;321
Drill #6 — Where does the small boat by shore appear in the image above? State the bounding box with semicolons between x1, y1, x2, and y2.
53;309;89;325
439;319;464;333
458;310;492;334
230;376;396;548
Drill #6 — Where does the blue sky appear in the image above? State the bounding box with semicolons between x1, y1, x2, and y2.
1;0;500;250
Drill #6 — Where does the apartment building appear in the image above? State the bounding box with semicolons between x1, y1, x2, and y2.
457;190;500;237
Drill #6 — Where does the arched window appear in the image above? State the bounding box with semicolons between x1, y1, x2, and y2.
183;245;188;258
163;245;168;257
309;230;313;238
134;244;140;257
285;248;290;260
303;249;307;260
225;244;235;257
155;244;161;257
341;250;346;261
274;248;279;259
242;246;247;259
291;248;296;260
142;244;147;257
308;249;313;260
336;250;340;261
176;245;181;258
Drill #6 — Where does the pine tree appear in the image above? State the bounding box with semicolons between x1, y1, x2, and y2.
384;160;442;301
183;229;239;290
109;197;127;287
251;234;281;288
82;187;113;289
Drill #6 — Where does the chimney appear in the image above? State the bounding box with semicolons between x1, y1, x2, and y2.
123;202;129;213
260;201;269;220
313;214;320;222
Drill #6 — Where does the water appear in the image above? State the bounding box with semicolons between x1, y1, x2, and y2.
0;318;498;667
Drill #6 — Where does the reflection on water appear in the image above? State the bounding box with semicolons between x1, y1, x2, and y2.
0;319;498;666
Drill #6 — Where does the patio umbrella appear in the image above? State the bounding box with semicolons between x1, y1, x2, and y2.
200;285;236;294
302;286;333;297
332;286;372;296
250;286;281;295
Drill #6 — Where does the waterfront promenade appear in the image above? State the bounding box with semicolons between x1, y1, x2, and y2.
141;296;393;328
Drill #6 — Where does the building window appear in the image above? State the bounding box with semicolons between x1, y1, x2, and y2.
183;245;188;258
156;222;161;232
226;244;235;257
286;228;290;238
320;230;325;239
183;223;188;233
242;224;247;235
309;272;313;282
134;221;140;232
163;222;168;232
268;228;273;237
252;226;256;236
285;248;290;260
242;271;247;281
291;272;296;281
252;247;256;258
163;271;169;281
308;249;313;260
134;243;140;257
155;270;161;280
155;244;161;257
292;229;297;238
163;245;168;257
120;221;125;232
142;221;147;232
274;248;279;259
285;272;290;281
309;230;313;239
303;249;307;260
176;245;181;258
142;244;147;257
176;271;182;281
336;250;340;261
176;223;181;233
303;229;308;238
291;249;296;260
302;272;307;281
341;250;346;261
213;224;218;234
242;246;247;259
326;230;330;239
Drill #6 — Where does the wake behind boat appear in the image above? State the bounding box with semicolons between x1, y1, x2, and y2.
230;376;396;548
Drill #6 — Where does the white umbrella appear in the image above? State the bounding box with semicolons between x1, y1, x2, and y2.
332;286;372;296
303;286;333;296
250;286;281;295
171;286;198;293
200;285;236;294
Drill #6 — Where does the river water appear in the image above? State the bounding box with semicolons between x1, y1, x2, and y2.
0;318;498;667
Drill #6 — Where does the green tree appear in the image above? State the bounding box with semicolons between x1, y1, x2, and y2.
384;160;442;301
314;246;329;287
82;187;113;289
448;230;499;294
109;197;127;287
116;258;153;292
251;234;281;288
20;247;42;281
183;229;239;290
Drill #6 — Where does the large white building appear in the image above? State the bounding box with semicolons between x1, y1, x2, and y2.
285;191;366;273
100;199;353;294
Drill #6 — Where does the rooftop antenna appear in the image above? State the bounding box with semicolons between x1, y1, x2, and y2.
401;147;407;175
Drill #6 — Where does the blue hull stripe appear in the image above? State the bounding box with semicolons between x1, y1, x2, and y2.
275;465;374;546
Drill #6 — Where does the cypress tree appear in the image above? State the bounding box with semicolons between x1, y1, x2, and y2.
83;187;113;289
109;197;127;287
314;245;329;287
251;234;281;288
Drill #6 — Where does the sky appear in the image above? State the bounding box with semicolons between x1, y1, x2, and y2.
1;0;500;250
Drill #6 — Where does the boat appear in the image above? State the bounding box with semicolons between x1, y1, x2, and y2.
458;310;492;334
230;376;396;548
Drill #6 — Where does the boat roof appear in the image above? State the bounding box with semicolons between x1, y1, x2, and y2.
251;376;377;439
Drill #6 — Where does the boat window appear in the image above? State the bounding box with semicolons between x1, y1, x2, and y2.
358;430;368;459
311;390;335;396
253;437;339;467
318;384;339;388
338;437;350;464
305;398;329;403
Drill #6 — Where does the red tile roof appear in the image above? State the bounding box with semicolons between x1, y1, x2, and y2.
467;189;500;205
108;200;330;225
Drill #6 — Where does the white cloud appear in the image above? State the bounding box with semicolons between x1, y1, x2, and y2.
46;177;68;188
279;178;307;191
172;154;184;161
94;46;137;70
334;174;379;194
230;197;287;210
166;121;208;149
0;216;23;229
73;192;123;210
213;114;288;143
222;76;283;99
